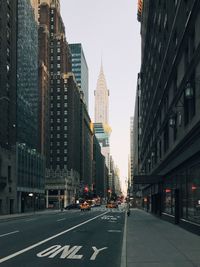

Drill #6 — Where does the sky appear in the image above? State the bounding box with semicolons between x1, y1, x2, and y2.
61;0;141;192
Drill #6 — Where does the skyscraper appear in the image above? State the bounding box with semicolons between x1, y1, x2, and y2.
17;0;39;149
94;63;111;169
17;0;45;212
0;0;17;214
69;43;89;109
41;0;82;207
94;63;109;124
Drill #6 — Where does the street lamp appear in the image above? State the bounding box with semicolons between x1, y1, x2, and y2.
168;79;196;128
185;82;194;99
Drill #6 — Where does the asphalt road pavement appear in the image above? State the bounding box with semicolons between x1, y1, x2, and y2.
0;207;125;267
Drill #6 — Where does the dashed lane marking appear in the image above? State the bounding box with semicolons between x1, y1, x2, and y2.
57;218;66;222
107;230;121;233
0;231;19;238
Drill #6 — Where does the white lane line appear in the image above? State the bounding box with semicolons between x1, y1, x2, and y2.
0;231;19;238
57;218;66;222
107;230;121;233
0;211;109;263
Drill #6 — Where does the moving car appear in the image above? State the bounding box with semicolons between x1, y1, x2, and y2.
106;201;118;208
80;202;91;211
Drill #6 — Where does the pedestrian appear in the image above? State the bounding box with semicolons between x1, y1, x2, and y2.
127;202;130;216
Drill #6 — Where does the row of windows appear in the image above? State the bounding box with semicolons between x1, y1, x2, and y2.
50;48;61;53
50;157;67;162
51;71;62;77
50;56;61;63
50;41;61;47
50;103;67;108
50;118;67;123
71;58;80;62
50;110;68;115
50;95;67;100
50;126;67;130
50;79;68;84
50;87;67;93
50;141;68;146
72;63;81;68
50;133;67;138
141;95;196;173
50;149;67;154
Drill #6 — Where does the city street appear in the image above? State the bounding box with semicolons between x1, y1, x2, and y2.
0;207;125;267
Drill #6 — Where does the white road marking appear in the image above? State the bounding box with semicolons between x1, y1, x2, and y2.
37;245;61;257
0;211;109;263
37;245;107;260
0;231;19;238
66;246;83;259
90;246;108;260
37;245;83;259
56;218;66;222
107;230;121;233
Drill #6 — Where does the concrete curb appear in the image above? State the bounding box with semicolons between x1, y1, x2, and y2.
120;210;127;267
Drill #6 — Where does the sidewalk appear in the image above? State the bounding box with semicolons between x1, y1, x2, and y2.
126;209;200;267
0;209;60;222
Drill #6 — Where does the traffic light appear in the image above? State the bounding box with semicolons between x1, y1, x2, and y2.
84;186;89;193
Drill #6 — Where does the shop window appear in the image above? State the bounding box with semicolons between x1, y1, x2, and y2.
187;164;200;224
163;184;172;214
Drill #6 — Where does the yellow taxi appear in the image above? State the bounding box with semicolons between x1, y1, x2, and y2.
106;201;118;208
80;202;91;211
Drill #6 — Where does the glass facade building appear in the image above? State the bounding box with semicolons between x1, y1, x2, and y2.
16;143;45;212
69;43;89;109
16;0;45;212
17;0;38;149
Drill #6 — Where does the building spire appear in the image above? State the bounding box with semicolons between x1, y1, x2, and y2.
100;55;103;74
94;60;109;124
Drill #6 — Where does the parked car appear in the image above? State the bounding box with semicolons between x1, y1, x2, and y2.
80;202;91;211
64;203;80;210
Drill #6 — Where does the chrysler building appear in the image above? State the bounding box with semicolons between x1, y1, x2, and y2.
94;62;111;169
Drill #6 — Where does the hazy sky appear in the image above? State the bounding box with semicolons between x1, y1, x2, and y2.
61;0;141;191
